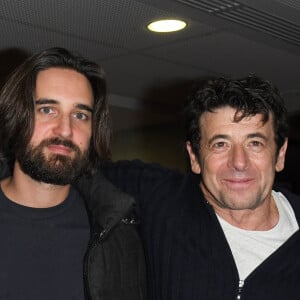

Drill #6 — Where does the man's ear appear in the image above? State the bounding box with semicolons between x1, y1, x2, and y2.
186;142;201;174
275;138;288;172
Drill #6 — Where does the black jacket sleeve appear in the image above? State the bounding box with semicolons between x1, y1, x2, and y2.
75;159;173;208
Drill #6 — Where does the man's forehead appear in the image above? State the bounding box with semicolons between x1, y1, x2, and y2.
199;107;274;136
34;67;94;106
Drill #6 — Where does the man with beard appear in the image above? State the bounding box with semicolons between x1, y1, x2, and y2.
0;47;146;299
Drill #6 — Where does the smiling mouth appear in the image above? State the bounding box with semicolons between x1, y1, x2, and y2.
226;178;252;183
223;178;254;188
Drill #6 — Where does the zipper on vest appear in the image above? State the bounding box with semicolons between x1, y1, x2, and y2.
236;280;244;300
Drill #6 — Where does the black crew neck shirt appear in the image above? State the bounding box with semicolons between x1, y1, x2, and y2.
0;186;90;299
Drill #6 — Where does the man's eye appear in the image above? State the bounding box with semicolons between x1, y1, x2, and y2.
213;142;226;148
210;141;229;152
74;112;88;120
39;107;54;114
249;140;264;148
248;140;265;152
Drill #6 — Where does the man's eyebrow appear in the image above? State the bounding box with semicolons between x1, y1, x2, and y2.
208;134;230;145
35;98;58;105
247;132;268;141
35;99;93;113
76;103;93;113
207;133;269;145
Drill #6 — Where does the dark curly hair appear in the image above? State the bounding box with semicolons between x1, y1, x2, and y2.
0;47;111;172
184;74;288;157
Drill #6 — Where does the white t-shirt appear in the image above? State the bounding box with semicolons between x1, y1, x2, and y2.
217;191;299;280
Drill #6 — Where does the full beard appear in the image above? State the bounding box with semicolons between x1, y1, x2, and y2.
16;137;89;185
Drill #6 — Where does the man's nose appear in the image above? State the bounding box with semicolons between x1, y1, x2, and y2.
52;115;73;138
228;144;249;171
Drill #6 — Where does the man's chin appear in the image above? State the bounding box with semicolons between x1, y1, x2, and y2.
20;157;80;185
28;167;78;185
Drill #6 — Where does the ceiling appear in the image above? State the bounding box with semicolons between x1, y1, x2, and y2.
0;0;299;132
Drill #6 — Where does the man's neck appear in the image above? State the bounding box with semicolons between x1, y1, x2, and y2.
210;196;279;231
1;163;70;208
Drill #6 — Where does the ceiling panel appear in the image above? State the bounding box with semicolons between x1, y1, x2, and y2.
176;0;300;46
142;31;300;92
102;53;212;100
0;18;128;60
0;0;216;51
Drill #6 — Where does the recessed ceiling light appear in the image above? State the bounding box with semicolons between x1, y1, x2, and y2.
147;19;187;33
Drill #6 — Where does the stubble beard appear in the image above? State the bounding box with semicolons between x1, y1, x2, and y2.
200;181;263;211
16;137;89;185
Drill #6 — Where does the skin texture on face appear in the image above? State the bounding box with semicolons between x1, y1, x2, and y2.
32;67;93;157
18;67;94;185
187;106;287;229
